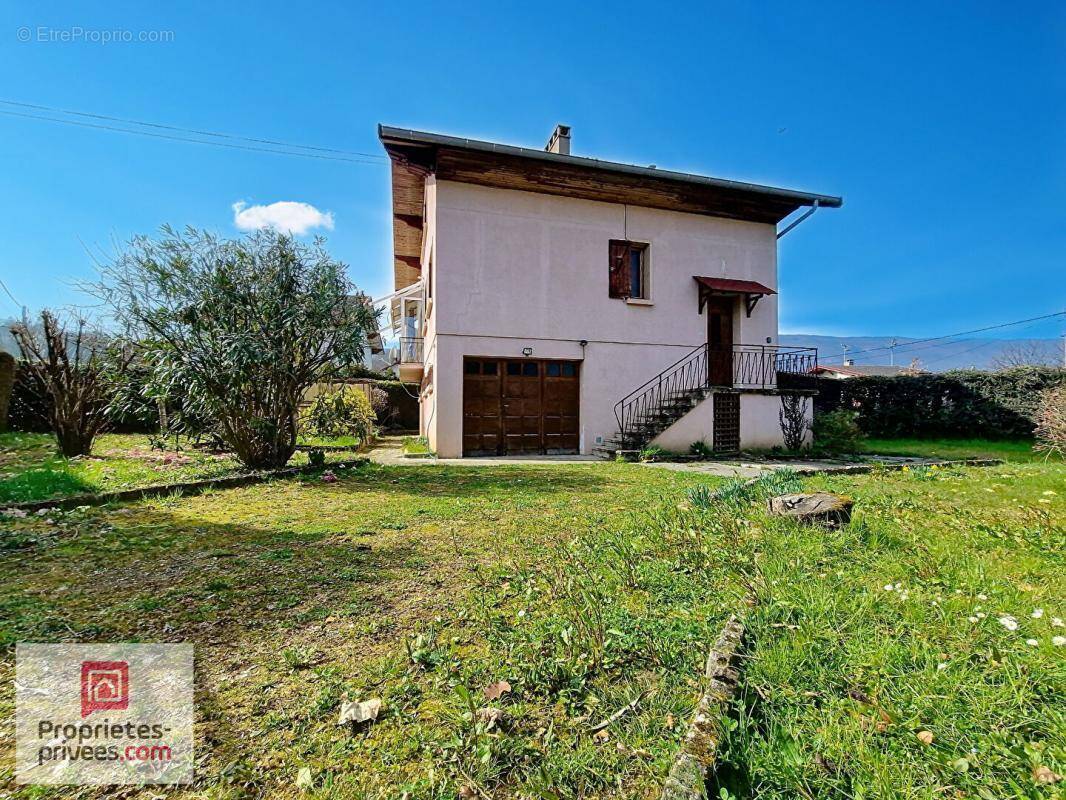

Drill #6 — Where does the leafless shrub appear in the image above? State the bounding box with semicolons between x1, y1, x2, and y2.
779;393;809;451
9;310;130;457
1034;384;1066;458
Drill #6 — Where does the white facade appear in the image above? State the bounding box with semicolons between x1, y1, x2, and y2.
411;179;803;458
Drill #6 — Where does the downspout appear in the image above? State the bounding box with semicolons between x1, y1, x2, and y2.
776;199;820;239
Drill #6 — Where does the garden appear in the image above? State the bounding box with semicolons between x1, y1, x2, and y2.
0;454;1062;798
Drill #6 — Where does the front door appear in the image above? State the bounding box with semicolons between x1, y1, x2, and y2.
707;296;734;386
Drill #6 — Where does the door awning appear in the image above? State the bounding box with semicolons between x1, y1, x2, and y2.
693;276;776;317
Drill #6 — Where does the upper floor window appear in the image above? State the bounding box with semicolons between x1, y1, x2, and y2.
608;240;649;300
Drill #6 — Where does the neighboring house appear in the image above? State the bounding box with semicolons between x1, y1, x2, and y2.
379;124;841;458
810;362;926;379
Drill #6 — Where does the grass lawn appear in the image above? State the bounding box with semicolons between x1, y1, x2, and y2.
0;451;1062;798
721;460;1065;798
0;461;724;799
0;432;364;504
861;436;1054;463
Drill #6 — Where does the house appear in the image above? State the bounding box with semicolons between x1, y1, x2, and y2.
810;362;926;379
379;124;841;458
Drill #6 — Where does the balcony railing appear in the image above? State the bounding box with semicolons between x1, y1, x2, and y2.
730;344;817;389
398;337;424;364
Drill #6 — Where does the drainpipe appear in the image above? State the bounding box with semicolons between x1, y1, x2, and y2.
776;199;820;239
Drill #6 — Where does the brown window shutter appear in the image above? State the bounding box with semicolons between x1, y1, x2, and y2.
608;240;630;298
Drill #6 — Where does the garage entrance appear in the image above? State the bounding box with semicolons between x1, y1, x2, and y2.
462;358;580;456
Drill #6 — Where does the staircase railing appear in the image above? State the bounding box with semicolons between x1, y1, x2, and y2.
613;343;710;448
612;344;818;448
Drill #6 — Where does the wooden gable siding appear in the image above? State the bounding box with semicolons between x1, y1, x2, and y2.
390;158;427;291
434;148;799;224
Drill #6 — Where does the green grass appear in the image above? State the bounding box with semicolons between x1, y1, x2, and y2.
401;435;433;455
297;434;364;448
0;432;363;504
0;454;1062;798
862;436;1053;463
717;461;1065;798
0;461;722;798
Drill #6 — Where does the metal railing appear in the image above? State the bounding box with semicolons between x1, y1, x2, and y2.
612;343;817;447
398;337;424;364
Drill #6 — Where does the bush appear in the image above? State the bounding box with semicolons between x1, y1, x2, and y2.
300;386;376;443
1034;385;1066;457
813;410;865;454
0;352;14;432
10;310;132;457
778;393;809;451
96;227;377;469
689;440;713;458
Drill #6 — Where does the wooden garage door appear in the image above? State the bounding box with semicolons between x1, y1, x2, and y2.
462;358;579;456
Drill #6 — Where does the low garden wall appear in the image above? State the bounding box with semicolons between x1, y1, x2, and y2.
781;366;1065;438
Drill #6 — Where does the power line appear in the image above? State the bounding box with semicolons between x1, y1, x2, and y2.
0;278;24;315
822;311;1066;363
0;108;386;166
0;98;387;161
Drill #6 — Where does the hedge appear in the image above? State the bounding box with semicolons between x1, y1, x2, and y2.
781;366;1066;439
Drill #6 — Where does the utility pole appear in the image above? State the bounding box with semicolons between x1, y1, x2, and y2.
889;338;899;366
841;343;850;366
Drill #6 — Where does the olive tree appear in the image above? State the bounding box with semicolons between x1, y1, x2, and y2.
96;227;378;469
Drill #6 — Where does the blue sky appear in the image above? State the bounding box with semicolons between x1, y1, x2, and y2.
0;0;1063;340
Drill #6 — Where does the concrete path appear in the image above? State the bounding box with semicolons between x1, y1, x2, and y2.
367;436;953;475
368;436;600;466
639;454;943;478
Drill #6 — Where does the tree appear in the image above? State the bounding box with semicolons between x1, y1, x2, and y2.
9;310;127;456
95;227;378;469
994;341;1060;370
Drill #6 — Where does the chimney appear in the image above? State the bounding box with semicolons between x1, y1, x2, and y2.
546;124;571;155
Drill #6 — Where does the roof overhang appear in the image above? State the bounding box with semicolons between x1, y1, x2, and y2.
379;125;841;223
694;275;777;317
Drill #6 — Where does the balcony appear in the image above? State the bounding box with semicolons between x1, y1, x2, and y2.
396;336;424;383
726;344;818;389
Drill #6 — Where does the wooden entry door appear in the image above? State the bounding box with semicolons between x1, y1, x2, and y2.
706;296;734;386
463;358;580;456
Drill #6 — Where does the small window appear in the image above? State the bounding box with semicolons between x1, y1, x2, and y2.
522;362;538;377
561;362;576;377
465;361;480;375
507;361;522;376
546;362;561;377
608;240;648;300
482;361;498;376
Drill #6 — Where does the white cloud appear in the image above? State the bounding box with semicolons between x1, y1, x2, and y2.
231;200;334;235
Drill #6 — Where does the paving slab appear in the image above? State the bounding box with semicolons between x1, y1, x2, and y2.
368;437;989;474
